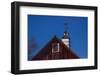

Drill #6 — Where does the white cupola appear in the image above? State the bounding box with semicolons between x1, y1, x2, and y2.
62;24;70;48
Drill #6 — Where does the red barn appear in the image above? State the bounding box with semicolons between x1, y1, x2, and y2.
32;35;79;60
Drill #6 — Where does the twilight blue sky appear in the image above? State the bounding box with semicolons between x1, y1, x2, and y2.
28;15;88;60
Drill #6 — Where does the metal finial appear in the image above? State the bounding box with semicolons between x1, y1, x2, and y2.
64;23;68;32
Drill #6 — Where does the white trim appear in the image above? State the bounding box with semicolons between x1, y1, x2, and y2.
52;43;60;53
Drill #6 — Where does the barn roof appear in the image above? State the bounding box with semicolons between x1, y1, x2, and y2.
32;36;79;60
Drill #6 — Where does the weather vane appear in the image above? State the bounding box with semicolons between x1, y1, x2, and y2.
64;22;68;32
